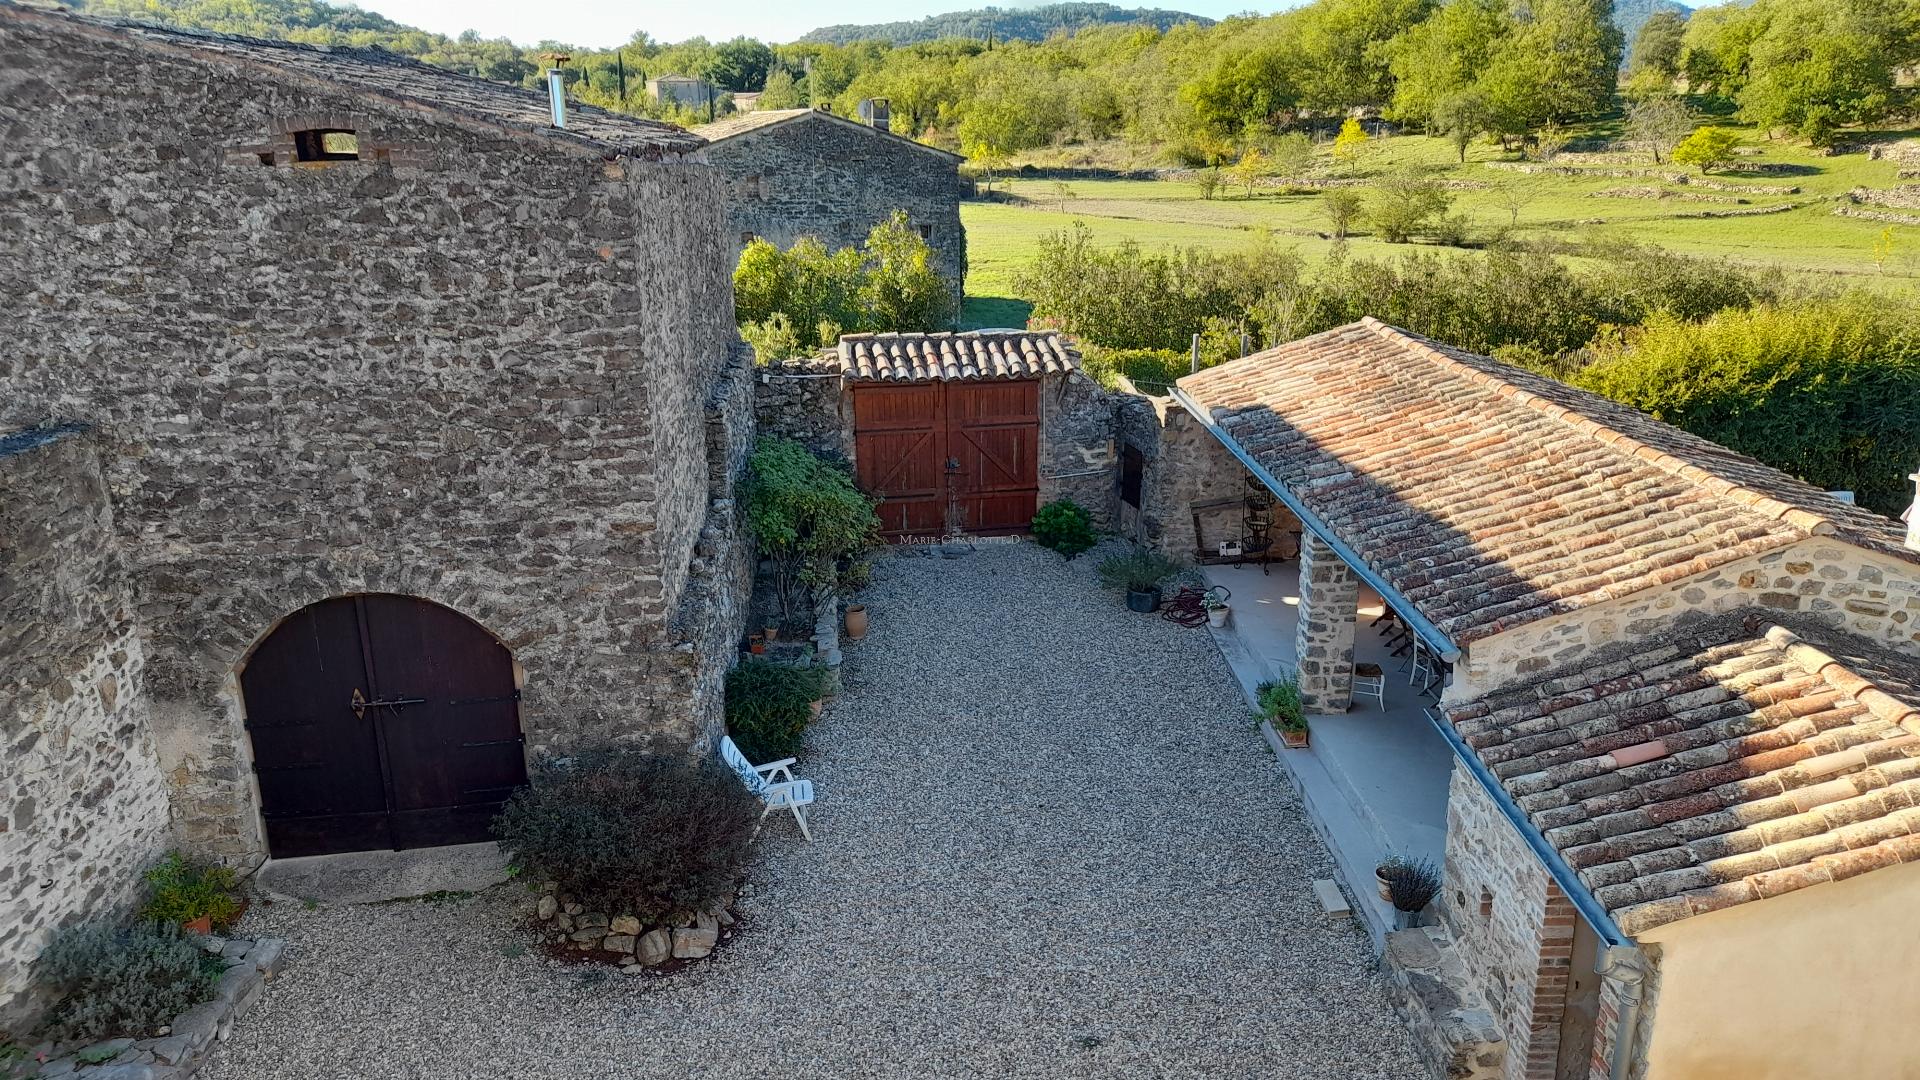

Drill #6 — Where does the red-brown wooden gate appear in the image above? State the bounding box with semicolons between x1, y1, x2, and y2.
241;594;528;857
852;380;1040;539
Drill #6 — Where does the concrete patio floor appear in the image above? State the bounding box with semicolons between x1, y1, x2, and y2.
202;541;1422;1079
1202;560;1454;949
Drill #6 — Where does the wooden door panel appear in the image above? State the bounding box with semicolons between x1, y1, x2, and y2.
948;381;1040;533
359;594;524;841
242;597;388;855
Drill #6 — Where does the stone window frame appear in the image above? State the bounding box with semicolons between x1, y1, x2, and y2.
226;113;433;170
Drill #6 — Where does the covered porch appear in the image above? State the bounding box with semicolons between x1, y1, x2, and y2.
1202;558;1455;948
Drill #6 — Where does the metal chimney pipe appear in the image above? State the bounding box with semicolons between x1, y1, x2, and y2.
547;68;567;129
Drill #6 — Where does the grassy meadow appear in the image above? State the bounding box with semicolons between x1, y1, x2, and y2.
959;123;1920;328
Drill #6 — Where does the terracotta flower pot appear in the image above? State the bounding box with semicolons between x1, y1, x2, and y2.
809;699;824;721
763;626;779;642
844;604;868;641
183;916;213;935
748;634;766;655
1375;869;1394;902
1279;727;1310;749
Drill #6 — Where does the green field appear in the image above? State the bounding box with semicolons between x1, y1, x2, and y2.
959;127;1920;328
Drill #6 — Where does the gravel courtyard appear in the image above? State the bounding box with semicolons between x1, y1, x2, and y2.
204;541;1422;1079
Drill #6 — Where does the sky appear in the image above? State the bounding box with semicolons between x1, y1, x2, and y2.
349;1;1290;50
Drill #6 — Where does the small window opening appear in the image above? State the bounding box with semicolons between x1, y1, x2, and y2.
256;151;276;166
917;223;934;241
293;129;359;162
741;231;758;245
1479;886;1494;925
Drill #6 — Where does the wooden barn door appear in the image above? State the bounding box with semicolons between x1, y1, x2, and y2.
851;380;1040;539
241;595;527;858
947;381;1039;534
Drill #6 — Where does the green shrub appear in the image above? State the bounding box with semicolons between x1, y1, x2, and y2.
1096;548;1182;592
1577;298;1920;518
744;438;882;627
492;750;758;919
1362;169;1452;244
1081;346;1191;392
1257;676;1306;732
725;660;826;763
1031;500;1096;557
733;211;956;356
139;852;240;932
33;922;222;1042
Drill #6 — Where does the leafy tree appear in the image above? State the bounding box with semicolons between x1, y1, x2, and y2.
1385;0;1506;127
758;67;806;109
1332;117;1371;175
1628;10;1688;83
1227;147;1271;197
1323;188;1365;239
860;211;957;335
743;437;882;622
733;213;954;361
1432;89;1491;163
1671;125;1739;172
1734;0;1897;146
1624;94;1694;163
1288;0;1438;112
1362;169;1453;242
1267;131;1317;178
708;37;774;91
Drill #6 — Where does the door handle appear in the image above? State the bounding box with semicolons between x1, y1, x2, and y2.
350;688;426;719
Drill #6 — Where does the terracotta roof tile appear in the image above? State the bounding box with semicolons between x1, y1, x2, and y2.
11;5;703;157
1444;611;1920;936
1176;319;1916;643
834;332;1079;383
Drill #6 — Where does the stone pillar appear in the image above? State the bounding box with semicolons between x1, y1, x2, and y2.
1295;530;1358;713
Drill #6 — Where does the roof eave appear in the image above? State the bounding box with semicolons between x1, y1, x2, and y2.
1167;385;1461;664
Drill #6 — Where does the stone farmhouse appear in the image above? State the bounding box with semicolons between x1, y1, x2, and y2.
645;73;720;113
692;106;969;299
1141;318;1920;1080
0;4;755;1028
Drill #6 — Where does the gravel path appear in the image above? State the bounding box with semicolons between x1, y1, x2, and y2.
204;540;1422;1079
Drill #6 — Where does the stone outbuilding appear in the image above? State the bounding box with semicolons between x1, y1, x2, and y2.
692;107;968;298
1144;318;1920;1080
756;331;1119;539
0;3;752;1028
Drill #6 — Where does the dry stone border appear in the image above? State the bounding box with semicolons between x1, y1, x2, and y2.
25;935;286;1080
1588;185;1747;204
1834;204;1920;227
527;882;742;972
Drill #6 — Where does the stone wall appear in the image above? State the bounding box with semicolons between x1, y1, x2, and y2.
702;111;968;298
0;12;744;865
668;344;758;750
1295;533;1358;712
755;358;853;462
1456;538;1920;698
1440;764;1577;1080
0;428;173;1032
1037;371;1120;528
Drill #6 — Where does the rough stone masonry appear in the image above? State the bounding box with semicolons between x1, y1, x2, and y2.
0;4;754;1023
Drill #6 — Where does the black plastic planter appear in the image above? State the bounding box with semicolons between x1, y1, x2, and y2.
1126;586;1160;613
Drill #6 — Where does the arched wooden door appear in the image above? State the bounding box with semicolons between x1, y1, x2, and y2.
241;594;528;858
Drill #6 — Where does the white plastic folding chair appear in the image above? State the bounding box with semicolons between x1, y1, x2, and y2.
1352;662;1386;710
718;736;814;841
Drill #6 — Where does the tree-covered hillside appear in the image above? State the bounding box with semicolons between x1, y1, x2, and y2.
800;4;1210;46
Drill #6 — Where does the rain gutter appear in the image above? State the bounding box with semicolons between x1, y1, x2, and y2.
1426;710;1647;1080
1167;386;1460;663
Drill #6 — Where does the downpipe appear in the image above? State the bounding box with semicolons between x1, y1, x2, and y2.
1597;946;1648;1080
1426;708;1649;1080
